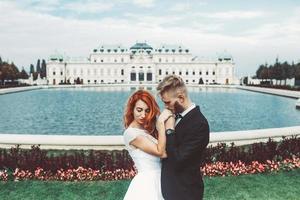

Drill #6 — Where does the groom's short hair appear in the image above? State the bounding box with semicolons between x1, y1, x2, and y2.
157;75;187;97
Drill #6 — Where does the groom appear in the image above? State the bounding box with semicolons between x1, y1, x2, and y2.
157;75;210;200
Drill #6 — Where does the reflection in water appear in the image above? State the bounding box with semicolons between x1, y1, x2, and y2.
0;86;299;135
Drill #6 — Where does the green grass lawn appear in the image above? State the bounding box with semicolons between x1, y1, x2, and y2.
0;169;299;200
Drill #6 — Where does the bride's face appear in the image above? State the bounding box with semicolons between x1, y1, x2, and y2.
133;100;150;126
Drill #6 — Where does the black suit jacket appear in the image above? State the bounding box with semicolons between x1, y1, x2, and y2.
161;106;210;200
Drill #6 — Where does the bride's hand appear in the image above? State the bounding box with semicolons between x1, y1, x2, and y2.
157;109;173;123
156;109;173;132
165;115;175;130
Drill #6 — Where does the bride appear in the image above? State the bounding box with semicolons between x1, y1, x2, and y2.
123;89;174;200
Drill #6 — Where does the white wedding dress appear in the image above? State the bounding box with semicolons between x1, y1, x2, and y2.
123;127;164;200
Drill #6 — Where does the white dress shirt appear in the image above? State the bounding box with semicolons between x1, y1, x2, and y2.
175;103;196;126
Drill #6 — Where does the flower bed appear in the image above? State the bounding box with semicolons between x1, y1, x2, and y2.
0;136;299;181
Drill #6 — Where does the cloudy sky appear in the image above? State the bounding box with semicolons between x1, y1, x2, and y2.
0;0;300;77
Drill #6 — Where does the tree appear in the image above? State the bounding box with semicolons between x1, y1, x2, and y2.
19;68;29;79
256;64;264;79
0;56;2;65
41;59;46;78
36;59;41;74
295;63;300;80
30;64;35;74
0;62;20;83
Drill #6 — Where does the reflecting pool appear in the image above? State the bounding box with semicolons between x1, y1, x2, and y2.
0;86;299;135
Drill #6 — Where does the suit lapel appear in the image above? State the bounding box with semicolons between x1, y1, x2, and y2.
175;106;199;140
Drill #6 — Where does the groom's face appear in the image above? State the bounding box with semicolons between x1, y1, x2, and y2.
160;90;184;114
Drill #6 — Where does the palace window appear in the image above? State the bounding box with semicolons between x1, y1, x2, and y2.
206;71;208;75
213;71;215;75
193;71;195;75
121;69;124;75
199;71;202;75
53;72;56;75
186;71;188;75
147;72;152;81
61;72;63;75
131;73;136;81
94;80;97;83
179;71;182;75
139;72;144;81
159;58;162;62
159;69;162;75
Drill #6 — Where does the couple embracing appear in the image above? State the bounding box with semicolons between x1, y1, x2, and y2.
123;75;210;200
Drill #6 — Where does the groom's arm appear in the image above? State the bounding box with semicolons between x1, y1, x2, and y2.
166;120;209;170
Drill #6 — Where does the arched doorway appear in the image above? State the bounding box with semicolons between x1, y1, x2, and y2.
198;78;204;85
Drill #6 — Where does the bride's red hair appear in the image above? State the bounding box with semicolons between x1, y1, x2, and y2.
124;90;160;138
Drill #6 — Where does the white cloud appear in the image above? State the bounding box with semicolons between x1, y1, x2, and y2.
1;1;300;76
132;0;155;8
169;3;191;12
169;1;206;12
64;1;114;13
200;10;265;20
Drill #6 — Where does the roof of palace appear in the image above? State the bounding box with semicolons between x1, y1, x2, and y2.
130;42;153;50
49;51;65;61
217;50;233;61
93;44;128;53
154;44;189;53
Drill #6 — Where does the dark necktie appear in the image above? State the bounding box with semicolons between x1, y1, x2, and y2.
175;113;183;120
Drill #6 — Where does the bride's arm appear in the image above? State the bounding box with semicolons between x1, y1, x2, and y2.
130;110;172;158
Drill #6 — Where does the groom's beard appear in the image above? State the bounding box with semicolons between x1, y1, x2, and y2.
174;101;185;114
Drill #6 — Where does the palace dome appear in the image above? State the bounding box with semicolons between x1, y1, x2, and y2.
130;42;153;50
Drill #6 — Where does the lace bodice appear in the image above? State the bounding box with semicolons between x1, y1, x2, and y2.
123;127;161;173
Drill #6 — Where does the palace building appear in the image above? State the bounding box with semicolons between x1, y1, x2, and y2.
46;42;236;85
